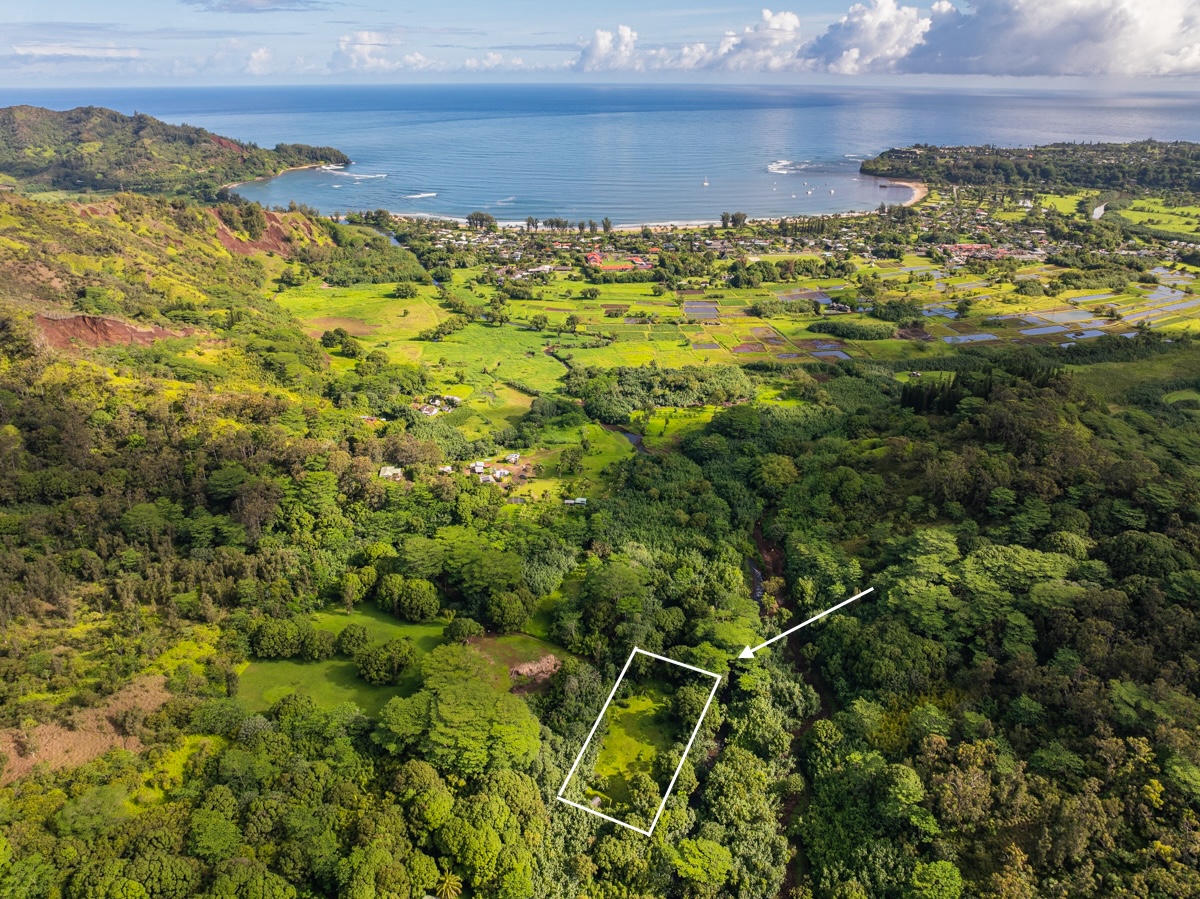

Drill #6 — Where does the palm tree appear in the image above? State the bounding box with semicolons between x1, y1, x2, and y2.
435;871;463;899
525;216;539;232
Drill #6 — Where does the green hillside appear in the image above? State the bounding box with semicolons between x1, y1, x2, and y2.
0;104;349;198
1;136;1200;899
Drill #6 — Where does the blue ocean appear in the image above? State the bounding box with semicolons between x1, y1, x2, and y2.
5;85;1200;225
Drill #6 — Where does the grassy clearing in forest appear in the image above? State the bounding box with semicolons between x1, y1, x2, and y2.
1071;345;1200;402
588;682;674;810
237;604;567;714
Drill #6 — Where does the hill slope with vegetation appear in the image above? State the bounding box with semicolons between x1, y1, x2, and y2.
0;137;1199;899
0;105;349;198
862;140;1200;194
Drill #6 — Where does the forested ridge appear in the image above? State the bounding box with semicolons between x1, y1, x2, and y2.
0;168;1199;899
862;141;1200;194
0;105;349;199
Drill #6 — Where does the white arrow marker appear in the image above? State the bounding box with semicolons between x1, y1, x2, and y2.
738;587;873;659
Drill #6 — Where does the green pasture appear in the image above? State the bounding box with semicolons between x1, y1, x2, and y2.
1116;198;1200;234
588;682;674;810
510;422;634;498
1039;192;1095;215
637;405;718;449
237;606;446;714
1071;345;1200;402
238;602;569;714
418;325;567;393
1163;388;1200;404
277;281;444;348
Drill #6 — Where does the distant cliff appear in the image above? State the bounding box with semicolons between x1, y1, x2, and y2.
0;105;350;199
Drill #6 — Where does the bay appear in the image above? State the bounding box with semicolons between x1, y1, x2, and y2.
4;84;1200;225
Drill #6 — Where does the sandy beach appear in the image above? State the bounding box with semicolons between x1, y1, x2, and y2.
891;180;930;206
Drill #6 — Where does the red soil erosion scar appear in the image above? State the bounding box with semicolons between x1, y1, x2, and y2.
35;314;194;350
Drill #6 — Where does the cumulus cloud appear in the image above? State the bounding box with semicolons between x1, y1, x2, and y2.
572;10;808;72
676;8;807;71
804;0;930;74
464;51;505;70
574;24;641;72
245;46;271;74
330;30;445;72
566;1;1200;77
903;0;1200;76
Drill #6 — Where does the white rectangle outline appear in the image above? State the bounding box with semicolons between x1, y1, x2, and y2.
556;646;722;836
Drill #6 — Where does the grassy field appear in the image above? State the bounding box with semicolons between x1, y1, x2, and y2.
271;221;1200;423
1071;344;1200;402
588;682;674;811
510;422;635;500
1116;198;1200;235
237;606;445;714
237;604;564;714
1164;388;1200;404
638;406;718;449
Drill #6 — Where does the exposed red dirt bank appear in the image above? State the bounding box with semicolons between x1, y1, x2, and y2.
211;209;316;257
36;314;194;350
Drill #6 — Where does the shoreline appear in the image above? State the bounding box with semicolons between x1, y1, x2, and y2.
889;179;930;206
243;164;927;227
381;180;929;233
221;163;330;193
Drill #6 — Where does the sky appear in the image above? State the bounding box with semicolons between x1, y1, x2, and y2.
3;0;1200;87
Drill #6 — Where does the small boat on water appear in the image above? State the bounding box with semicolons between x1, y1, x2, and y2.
703;176;709;187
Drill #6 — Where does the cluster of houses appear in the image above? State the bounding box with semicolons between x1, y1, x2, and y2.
467;453;523;485
583;252;654;271
379;450;591;509
414;394;462;416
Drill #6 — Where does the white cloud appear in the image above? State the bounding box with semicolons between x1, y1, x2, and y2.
677;8;807;71
564;1;1200;78
903;0;1200;76
574;24;641;72
329;30;445;72
464;50;504;70
572;10;807;72
245;47;271;74
804;0;930;74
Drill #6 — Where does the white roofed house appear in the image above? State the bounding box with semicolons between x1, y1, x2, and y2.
379;465;405;481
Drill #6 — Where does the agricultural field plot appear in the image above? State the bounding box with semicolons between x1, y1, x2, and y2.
237;606;446;714
462;383;537;432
